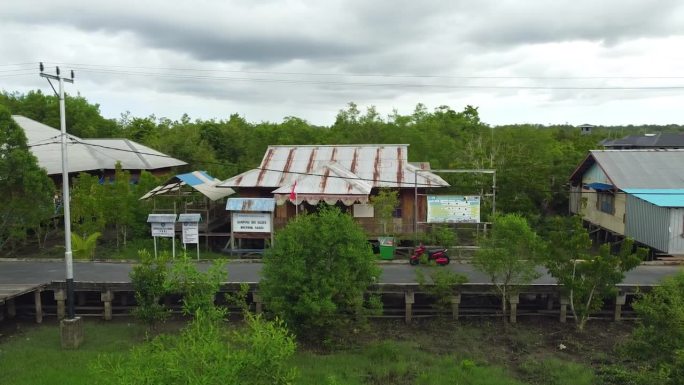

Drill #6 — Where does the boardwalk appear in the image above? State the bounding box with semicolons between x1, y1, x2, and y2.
0;260;680;286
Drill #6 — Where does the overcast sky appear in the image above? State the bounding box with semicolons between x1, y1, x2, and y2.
2;0;684;126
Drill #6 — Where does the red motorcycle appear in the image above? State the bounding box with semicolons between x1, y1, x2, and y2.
409;244;450;266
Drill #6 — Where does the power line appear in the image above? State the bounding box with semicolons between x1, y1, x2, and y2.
26;137;684;196
46;62;684;80
44;67;684;90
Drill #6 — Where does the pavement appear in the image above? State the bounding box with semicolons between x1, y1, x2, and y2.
0;260;681;286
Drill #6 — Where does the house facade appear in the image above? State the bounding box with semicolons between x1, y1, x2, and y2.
569;149;684;255
217;144;450;237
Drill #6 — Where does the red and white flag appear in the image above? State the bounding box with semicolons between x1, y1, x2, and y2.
289;180;297;203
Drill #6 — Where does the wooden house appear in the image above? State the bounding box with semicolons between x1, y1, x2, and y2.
217;144;449;237
569;149;684;255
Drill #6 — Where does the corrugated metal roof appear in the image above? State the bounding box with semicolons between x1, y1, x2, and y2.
140;171;235;201
271;162;373;195
226;198;276;212
623;189;684;208
587;150;684;189
178;213;202;222
147;214;177;223
14;115;187;175
602;133;684;149
218;145;449;192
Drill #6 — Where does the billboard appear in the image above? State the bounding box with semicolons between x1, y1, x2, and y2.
427;195;480;223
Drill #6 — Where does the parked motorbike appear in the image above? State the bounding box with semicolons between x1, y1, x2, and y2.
409;244;450;266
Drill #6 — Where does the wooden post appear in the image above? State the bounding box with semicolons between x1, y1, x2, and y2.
101;290;113;321
253;293;262;314
614;292;627;321
560;296;569;323
77;291;86;306
509;294;519;324
7;298;16;319
54;289;66;320
546;294;554;310
120;293;128;307
405;290;414;324
0;301;4;322
451;294;461;321
34;289;43;324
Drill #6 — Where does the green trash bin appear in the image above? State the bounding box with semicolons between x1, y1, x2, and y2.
378;237;395;260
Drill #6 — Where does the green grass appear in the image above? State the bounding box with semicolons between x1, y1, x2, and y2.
0;321;146;385
294;341;529;385
0;320;600;385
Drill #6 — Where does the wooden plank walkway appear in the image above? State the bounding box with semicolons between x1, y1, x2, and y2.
0;283;45;304
0;283;47;323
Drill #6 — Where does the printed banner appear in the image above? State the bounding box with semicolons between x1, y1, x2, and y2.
427;195;480;223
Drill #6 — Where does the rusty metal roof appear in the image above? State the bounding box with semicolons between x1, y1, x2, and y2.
218;145;449;191
226;198;276;212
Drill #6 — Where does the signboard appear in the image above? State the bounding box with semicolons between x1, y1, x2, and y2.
427;195;480;223
151;222;175;237
182;222;199;244
353;203;374;218
232;212;272;233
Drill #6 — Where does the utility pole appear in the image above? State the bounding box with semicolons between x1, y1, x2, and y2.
39;63;76;319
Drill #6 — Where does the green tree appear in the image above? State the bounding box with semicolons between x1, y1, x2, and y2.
416;267;468;314
623;273;684;384
130;250;169;330
260;206;381;342
71;172;106;238
0;108;55;252
370;189;399;235
472;213;545;322
545;216;644;330
165;255;227;318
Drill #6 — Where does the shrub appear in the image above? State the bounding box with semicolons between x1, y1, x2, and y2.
260;206;381;343
129;250;169;329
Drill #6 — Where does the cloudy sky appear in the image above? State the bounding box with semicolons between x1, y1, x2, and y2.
2;0;684;126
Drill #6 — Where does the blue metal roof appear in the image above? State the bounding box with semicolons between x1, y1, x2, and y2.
177;171;213;187
585;182;614;191
623;189;684;208
226;198;276;212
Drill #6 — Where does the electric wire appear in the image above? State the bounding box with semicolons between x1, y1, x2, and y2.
45;62;684;80
24;136;684;195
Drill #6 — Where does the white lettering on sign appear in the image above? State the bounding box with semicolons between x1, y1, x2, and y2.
232;213;271;233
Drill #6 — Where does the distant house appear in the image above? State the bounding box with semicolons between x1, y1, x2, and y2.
217;144;450;237
600;132;684;149
569;149;684;255
13;115;186;180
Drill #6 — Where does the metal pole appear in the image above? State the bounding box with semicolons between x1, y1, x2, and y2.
492;171;497;216
413;169;418;244
59;76;75;319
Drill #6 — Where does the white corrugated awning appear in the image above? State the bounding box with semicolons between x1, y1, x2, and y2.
272;162;372;206
140;171;235;201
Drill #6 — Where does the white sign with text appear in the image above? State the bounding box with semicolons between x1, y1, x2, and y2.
151;222;175;237
232;213;272;233
182;222;199;244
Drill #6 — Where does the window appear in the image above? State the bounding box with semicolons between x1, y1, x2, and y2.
597;192;615;214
